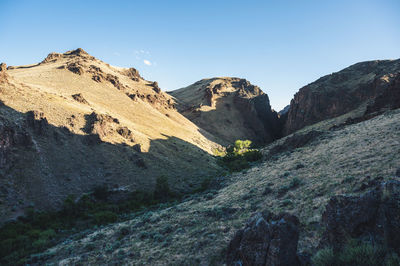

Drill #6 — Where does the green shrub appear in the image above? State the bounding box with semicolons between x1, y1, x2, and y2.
312;240;397;266
93;211;118;225
93;185;109;200
243;150;262;162
217;139;262;172
289;177;302;189
154;176;172;202
31;238;49;250
312;247;335;266
386;253;400;266
338;241;384;266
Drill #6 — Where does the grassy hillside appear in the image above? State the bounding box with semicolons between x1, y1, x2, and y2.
35;108;400;265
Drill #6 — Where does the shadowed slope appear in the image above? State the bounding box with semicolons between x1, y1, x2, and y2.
169;77;281;146
0;49;223;223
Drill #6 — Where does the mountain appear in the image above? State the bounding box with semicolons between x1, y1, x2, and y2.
284;59;400;134
0;49;224;223
169;77;281;145
1;50;400;265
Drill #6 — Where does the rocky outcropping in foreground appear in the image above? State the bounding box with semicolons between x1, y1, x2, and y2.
320;180;400;253
227;179;400;265
284;59;400;135
226;211;300;266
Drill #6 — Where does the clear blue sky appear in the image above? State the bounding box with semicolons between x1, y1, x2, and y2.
0;0;399;110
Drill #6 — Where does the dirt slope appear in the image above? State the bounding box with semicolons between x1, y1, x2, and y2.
0;49;222;223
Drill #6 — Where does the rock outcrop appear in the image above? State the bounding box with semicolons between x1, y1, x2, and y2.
320;180;400;254
0;63;9;84
226;211;300;266
170;78;281;145
71;93;89;104
284;59;400;135
365;72;400;114
26;110;50;136
0;122;32;170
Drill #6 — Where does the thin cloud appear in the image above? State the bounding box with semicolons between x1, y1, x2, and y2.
143;59;152;66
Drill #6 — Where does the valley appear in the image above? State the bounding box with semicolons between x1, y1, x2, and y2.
0;49;399;265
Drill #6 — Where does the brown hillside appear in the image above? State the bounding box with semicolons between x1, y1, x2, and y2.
0;49;222;223
169;77;281;146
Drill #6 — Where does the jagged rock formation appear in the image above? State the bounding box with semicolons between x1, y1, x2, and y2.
226;211;301;266
169;78;281;145
71;93;89;104
284;59;400;135
0;48;221;223
278;105;290;116
320;180;400;254
365;72;400;114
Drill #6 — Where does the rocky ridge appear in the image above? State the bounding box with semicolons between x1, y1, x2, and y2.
170;77;281;145
285;59;400;134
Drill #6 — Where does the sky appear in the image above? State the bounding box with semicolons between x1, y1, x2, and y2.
0;0;399;110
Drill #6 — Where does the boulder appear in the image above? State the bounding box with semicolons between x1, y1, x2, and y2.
320;180;400;254
227;211;300;266
72;93;89;104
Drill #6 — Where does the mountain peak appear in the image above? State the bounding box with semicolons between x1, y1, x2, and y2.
41;48;93;64
64;48;89;56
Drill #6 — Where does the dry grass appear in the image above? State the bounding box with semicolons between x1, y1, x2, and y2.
0;50;222;223
39;108;400;265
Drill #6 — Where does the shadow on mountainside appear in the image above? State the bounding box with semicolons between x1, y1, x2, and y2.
0;103;221;223
180;95;282;147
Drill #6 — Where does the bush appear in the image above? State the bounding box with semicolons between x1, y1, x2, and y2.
312;240;398;266
154;176;172;202
312;247;335;266
289;177;302;188
218;139;262;172
243;150;262;162
93;211;118;225
93;185;109;201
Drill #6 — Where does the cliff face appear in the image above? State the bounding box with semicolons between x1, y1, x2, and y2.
169;78;281;145
284;59;400;135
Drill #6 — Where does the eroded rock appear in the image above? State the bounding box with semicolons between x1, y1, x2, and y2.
66;62;84;75
26;110;49;135
227;211;300;266
72;93;89;104
284;59;400;135
0;63;9;84
320;180;400;254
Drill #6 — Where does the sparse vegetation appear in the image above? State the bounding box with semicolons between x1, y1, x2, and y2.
0;184;181;265
217;140;262;172
312;240;400;266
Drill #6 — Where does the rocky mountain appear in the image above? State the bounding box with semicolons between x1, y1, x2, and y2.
0;49;225;223
169;77;281;145
1;49;400;265
284;59;400;134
